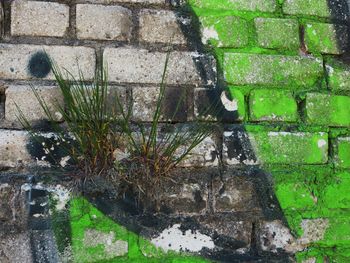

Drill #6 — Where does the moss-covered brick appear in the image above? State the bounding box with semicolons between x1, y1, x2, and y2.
223;53;324;86
283;0;349;20
249;89;298;122
249;131;328;164
305;93;350;127
326;59;350;92
200;16;249;48
322;172;350;210
304;22;348;55
226;88;246;120
254;18;300;50
188;0;277;13
334;137;350;168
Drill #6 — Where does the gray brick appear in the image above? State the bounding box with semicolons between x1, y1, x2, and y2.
0;130;31;167
5;86;63;124
76;4;132;41
84;0;164;4
139;9;186;44
104;47;202;85
11;1;69;37
0;44;95;80
224;53;324;86
283;0;349;20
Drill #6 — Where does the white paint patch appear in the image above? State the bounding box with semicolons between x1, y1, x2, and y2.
221;91;238;111
201;26;219;44
317;139;327;148
151;224;215;252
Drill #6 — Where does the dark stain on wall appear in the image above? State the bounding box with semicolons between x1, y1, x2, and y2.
28;51;51;78
0;87;5;120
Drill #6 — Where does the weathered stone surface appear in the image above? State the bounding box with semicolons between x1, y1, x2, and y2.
189;0;277;13
224;53;324;86
104;48;203;85
326;58;350;92
334;137;350;168
223;129;328;165
0;232;33;263
306;93;350;127
139;9;186;44
200;16;249;48
255;18;299;50
299;219;329;244
304;22;349;55
86;0;164;4
11;0;69;37
0;130;31;167
213;175;260;213
283;0;349;20
322;172;350;210
249;89;298;122
0;44;96;80
5;85;64;125
76;4;132;41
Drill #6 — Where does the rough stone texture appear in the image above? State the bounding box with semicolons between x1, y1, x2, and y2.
86;0;165;4
0;130;31;167
283;0;349;20
304;22;349;55
223;129;328;165
189;0;277;13
0;44;96;80
11;0;69;37
213;175;261;213
326;58;350;92
132;86;188;122
254;18;300;50
104;48;203;85
249;89;298;122
334;137;350;168
0;232;33;263
306;93;350;127
139;9;186;44
224;53;324;86
5;85;64;125
76;4;132;41
200;16;249;48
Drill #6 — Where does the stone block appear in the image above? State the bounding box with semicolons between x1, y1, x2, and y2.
104;47;203;85
334;137;350;168
224;53;324;86
0;232;33;263
223;129;329;165
326;59;350;92
305;93;350;127
304;22;348;55
0;44;95;80
76;4;132;41
249;89;298;122
254;18;300;50
139;9;186;44
322;172;350;209
5;85;64;125
11;1;69;37
200;16;249;48
188;0;277;13
85;0;164;4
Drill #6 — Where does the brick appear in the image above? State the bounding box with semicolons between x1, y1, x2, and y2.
11;1;69;37
139;9;186;44
104;47;203;85
306;93;350;127
76;4;132;41
334;137;350;168
224;53;323;86
132;86;188;122
0;44;95;80
86;0;164;4
283;0;349;20
304;22;349;55
5;86;63;125
326;59;350;92
189;0;277;13
323;172;350;209
213;175;260;213
223;129;328;165
254;18;300;50
249;89;298;122
0;130;31;167
200;16;249;48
